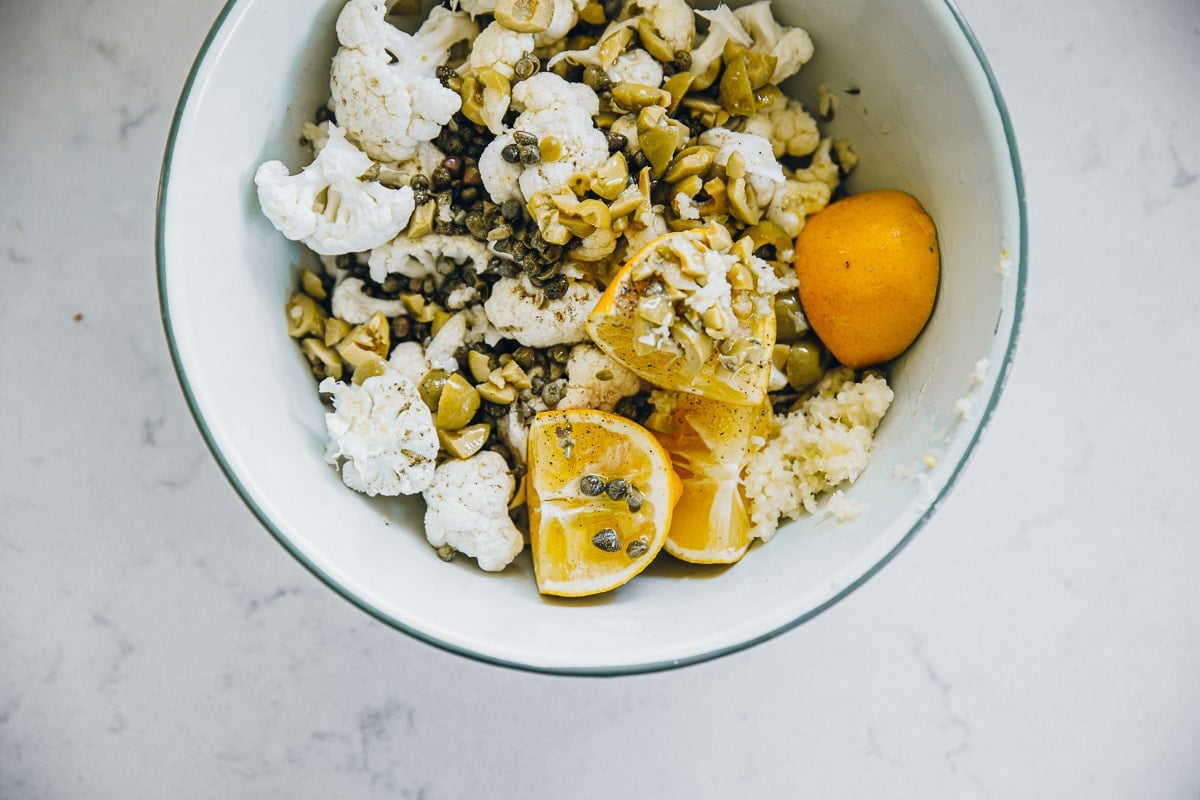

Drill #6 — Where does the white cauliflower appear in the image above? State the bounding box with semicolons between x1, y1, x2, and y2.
741;94;820;159
254;124;415;256
466;21;534;80
557;344;643;412
378;140;448;189
456;0;496;15
330;276;407;324
631;0;695;54
733;0;814;84
423;451;524;572
606;47;664;87
767;177;832;239
319;368;439;496
698;127;785;208
742;368;893;540
423;306;496;373
767;137;841;236
478;74;609;205
690;5;751;79
330;1;478;163
462;21;536;133
387;340;430;386
533;0;589;47
368;232;491;283
483;274;600;347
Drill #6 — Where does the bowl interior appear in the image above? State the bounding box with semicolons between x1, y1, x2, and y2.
159;0;1023;673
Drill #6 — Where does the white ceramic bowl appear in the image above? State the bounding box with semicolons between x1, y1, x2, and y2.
158;0;1025;673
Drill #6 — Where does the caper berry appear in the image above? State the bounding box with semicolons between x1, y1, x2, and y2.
580;474;607;496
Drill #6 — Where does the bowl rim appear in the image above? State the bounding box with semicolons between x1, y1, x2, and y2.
156;0;1027;676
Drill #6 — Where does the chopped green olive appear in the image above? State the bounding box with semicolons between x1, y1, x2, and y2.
335;312;390;367
286;292;326;339
300;337;342;381
351;356;388;385
435;373;481;430
438;422;492;459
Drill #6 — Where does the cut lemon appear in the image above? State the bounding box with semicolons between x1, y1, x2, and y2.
526;409;682;597
586;226;777;407
651;392;771;564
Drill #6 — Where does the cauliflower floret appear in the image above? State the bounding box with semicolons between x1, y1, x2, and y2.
698;127;785;208
319;368;439;496
742;368;893;540
690;5;752;79
423;451;524;572
331;1;478;163
484;274;600;347
741;94;820;159
557;344;643;412
533;0;589;48
466;21;534;79
733;0;813;84
767;138;840;237
254;124;415;256
388;340;430;386
461;21;536;133
606;47;664;87
330;276;407;324
368;232;490;283
478;74;608;206
632;0;695;53
378;140;448;189
767;177;832;239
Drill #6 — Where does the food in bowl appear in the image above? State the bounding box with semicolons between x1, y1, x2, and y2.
252;0;939;596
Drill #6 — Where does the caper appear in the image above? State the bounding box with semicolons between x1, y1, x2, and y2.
604;477;628;501
518;145;541;164
512;345;537;369
514;54;540;80
592;528;621;552
582;65;611;92
626;538;649;559
605;131;628;153
540;378;565;406
513;130;538;146
672;50;692;72
436;373;481;430
580;474;607;496
436;543;457;562
785;339;826;391
501;143;522;163
431;165;453;189
500;199;523;221
548;344;571;364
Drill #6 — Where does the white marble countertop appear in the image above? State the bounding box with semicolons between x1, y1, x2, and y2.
3;0;1199;796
